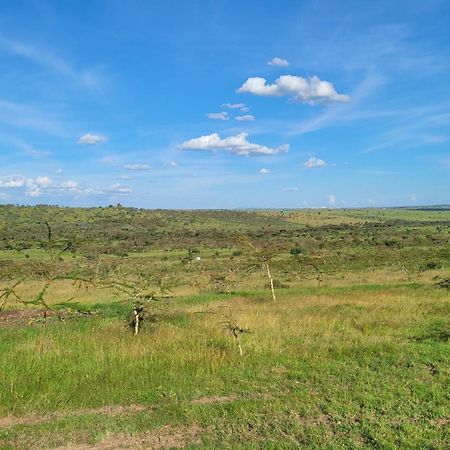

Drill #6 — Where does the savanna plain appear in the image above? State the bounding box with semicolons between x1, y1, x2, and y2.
0;205;449;449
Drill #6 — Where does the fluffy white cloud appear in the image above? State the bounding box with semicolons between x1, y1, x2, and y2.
26;177;78;197
206;111;229;120
327;194;337;206
124;164;151;171
77;133;108;145
26;188;41;197
179;133;289;156
235;114;255;122
237;75;350;104
268;57;289;67
60;180;78;189
259;168;271;174
303;157;327;168
0;175;53;190
35;176;51;187
0;174;132;198
0;176;26;188
237;77;279;96
1;175;82;197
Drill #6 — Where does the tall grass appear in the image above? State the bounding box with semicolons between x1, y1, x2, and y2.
0;284;448;448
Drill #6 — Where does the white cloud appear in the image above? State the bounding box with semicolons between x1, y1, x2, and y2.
35;176;51;187
222;103;245;109
108;184;132;194
77;133;108;145
179;132;289;156
237;75;350;104
411;193;417;203
124;164;151;171
55;168;63;174
0;175;52;191
0;176;26;188
237;78;279;96
268;57;289;67
60;180;78;189
26;188;42;198
206;111;229;120
120;175;132;180
162;161;178;169
327;194;337;206
0;192;9;200
259;168;271;174
235;114;255;122
0;174;132;198
303;157;327;168
283;187;299;192
221;103;249;112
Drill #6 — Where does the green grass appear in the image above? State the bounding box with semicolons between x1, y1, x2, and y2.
0;206;449;448
0;283;448;449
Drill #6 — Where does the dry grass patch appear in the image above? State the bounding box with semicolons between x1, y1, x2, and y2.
52;424;202;450
0;405;148;430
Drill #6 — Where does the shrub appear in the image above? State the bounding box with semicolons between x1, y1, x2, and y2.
421;261;442;271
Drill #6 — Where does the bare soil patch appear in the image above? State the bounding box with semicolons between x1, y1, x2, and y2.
52;425;203;450
0;396;239;431
191;394;237;405
295;414;334;427
0;308;63;327
0;405;147;429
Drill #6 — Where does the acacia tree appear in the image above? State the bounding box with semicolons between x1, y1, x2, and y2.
105;268;174;335
237;235;277;301
0;222;94;316
218;305;249;356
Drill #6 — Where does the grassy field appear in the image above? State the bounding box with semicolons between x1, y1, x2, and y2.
0;206;449;449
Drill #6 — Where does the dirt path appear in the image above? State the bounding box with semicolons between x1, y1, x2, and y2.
0;395;238;430
0;404;148;429
0;396;238;448
53;425;202;450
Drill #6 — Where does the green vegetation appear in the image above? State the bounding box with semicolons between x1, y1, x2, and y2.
0;205;449;449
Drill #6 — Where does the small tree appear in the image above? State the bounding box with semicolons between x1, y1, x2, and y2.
106;272;174;335
218;306;249;356
237;236;277;301
0;222;95;317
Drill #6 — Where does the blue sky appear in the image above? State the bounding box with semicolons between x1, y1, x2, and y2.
0;0;449;208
